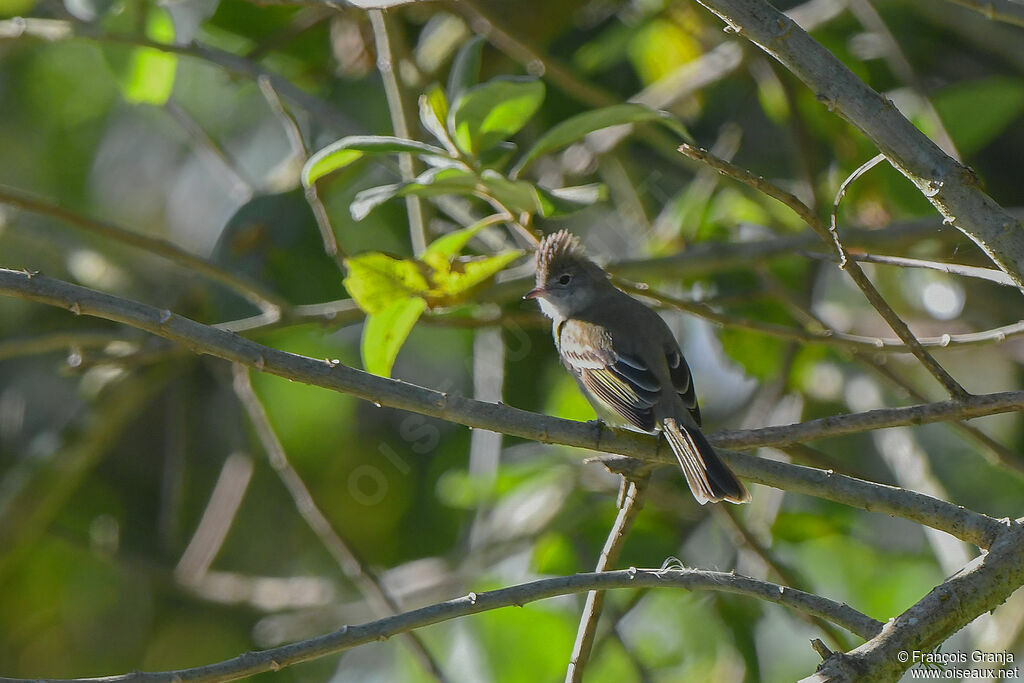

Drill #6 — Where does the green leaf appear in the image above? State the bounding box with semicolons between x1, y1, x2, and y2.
932;77;1024;156
343;252;429;314
430;249;523;298
350;167;477;220
535;183;608;216
511;103;690;177
446;35;485;104
361;297;426;377
478;141;518;170
302;136;451;186
422;215;504;264
478;170;542;214
119;8;177;105
419;86;457;154
450;77;545;156
344;221;520;314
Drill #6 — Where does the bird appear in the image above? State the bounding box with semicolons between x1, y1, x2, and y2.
524;230;750;505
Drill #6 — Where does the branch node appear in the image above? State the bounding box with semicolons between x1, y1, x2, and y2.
810;637;834;661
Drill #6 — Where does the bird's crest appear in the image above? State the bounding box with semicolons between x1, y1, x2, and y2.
536;229;589;281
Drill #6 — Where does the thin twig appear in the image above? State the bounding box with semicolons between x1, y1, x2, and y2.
691;0;1024;293
450;0;617;108
0;18;360;134
368;9;427;256
0;185;285;315
677;143;970;399
715;505;853;652
803;251;1017;287
847;0;960;160
0;330;126;360
0;567;882;683
619;279;1024;352
941;0;1024;28
162;99;253;198
0;268;1015;549
830;153;886;266
255;75;347;265
485;215;964;302
763;268;1024;477
855;353;1024;477
230;365;447;682
244;6;333;61
566;472;651;682
802;519;1024;682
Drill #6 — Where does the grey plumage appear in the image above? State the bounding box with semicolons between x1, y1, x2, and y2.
526;229;749;505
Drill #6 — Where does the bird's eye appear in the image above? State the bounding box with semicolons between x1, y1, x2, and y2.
557;273;572;285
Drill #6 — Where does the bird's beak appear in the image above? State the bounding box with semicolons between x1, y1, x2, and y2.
523;287;546;300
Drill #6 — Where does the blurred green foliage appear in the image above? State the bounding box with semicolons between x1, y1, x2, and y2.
2;0;1024;681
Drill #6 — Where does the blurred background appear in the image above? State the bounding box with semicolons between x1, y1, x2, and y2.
2;0;1024;680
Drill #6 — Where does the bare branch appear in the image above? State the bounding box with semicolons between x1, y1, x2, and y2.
0;567;882;683
566;473;651;682
368;9;427;256
804;251;1017;287
255;75;346;264
942;0;1024;28
163;100;254;198
677;143;969;399
230;366;447;682
0;330;125;360
619;280;1024;353
0;268;1014;549
830;153;886;265
0;17;359;134
450;0;617;108
803;519;1024;682
716;505;853;651
0;184;285;314
486;216;960;302
691;0;1024;292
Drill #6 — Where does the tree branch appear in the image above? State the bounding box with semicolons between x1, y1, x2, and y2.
677;143;969;399
691;0;1024;292
367;9;427;256
0;184;285;314
620;280;1024;353
484;215;962;303
942;0;1024;28
802;518;1024;682
230;366;447;682
0;268;1015;549
0;567;882;683
804;251;1017;287
0;18;359;134
566;473;651;682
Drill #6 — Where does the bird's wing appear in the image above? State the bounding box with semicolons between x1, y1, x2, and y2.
557;320;661;431
666;347;701;427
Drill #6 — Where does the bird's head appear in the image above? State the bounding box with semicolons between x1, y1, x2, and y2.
524;230;609;320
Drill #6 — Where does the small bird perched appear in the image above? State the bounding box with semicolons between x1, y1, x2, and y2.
525;230;749;505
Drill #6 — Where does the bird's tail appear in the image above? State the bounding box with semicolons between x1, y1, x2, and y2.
662;417;750;505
